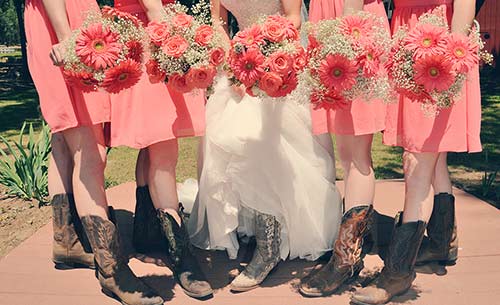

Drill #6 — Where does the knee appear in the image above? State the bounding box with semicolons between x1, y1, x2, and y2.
403;153;436;186
148;140;179;170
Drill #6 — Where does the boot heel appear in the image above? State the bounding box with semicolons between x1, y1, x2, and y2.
438;259;456;266
101;288;130;305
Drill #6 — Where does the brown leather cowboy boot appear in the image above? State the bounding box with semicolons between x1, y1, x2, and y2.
133;186;167;254
299;205;373;297
416;193;458;266
81;213;164;305
230;212;282;292
52;194;95;269
157;207;213;299
351;213;426;305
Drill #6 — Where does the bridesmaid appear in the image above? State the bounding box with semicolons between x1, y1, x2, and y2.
109;0;213;299
299;0;390;297
352;0;480;304
24;1;163;305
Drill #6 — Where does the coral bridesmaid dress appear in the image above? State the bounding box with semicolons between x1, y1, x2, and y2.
24;0;110;133
383;0;482;153
309;0;390;135
108;0;205;148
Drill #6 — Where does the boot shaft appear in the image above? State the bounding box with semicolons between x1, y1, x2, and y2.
255;212;281;260
156;207;190;265
428;193;456;251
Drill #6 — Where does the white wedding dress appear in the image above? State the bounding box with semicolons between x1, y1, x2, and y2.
185;0;342;261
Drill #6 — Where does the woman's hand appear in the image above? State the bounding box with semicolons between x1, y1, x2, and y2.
281;0;302;29
50;40;67;66
139;0;165;22
343;0;364;15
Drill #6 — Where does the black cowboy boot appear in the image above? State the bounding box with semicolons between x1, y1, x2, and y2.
299;205;373;297
230;211;282;292
157;207;213;299
416;193;458;266
52;194;95;269
81;213;164;305
133;186;167;253
351;213;426;305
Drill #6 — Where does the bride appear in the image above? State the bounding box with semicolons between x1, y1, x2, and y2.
186;0;343;292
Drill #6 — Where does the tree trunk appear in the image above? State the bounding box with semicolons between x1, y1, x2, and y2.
13;0;31;82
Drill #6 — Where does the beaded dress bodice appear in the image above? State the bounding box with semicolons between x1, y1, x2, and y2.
220;0;284;29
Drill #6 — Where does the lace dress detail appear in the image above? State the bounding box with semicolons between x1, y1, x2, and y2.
220;0;284;29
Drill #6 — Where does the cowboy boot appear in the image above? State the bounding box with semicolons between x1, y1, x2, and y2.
416;193;458;266
299;205;373;297
230;212;282;292
52;194;95;269
157;207;213;299
81;213;164;305
351;213;426;305
133;186;167;254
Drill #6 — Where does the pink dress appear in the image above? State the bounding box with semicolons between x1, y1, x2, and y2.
309;0;390;136
24;0;110;133
108;0;205;148
382;0;482;153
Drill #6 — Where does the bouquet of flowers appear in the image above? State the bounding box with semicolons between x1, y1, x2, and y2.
145;2;226;93
299;12;392;110
387;7;492;112
63;6;146;94
227;15;307;98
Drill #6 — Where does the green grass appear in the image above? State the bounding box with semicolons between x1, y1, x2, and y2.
1;63;499;205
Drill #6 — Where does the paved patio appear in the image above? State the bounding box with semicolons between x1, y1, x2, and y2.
0;180;499;305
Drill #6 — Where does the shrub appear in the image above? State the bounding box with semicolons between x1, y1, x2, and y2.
0;122;51;204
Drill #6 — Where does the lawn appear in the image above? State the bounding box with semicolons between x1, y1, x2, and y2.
1;59;499;206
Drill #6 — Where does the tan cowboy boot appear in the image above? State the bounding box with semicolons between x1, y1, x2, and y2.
416;193;458;266
157;207;213;299
81;213;164;305
230;212;281;292
299;205;373;297
351;213;426;305
52;194;95;269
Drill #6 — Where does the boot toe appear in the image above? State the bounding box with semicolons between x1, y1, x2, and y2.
351;286;390;305
230;273;258;292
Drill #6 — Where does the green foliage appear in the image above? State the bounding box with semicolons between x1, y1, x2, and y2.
0;122;51;204
481;170;497;197
97;0;114;7
0;0;20;45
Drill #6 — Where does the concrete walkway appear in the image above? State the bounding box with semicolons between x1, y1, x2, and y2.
0;180;499;305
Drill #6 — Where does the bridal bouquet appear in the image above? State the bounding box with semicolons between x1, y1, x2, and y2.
387;7;492;112
145;2;226;93
63;6;146;93
299;12;391;110
227;14;307;98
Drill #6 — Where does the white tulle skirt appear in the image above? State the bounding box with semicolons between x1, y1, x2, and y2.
185;76;343;261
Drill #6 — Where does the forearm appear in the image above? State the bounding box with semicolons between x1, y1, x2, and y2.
211;0;230;42
281;0;302;29
41;0;72;41
343;0;364;14
451;0;476;34
139;0;164;22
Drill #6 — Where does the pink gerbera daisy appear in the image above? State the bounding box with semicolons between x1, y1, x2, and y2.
126;40;143;63
311;89;348;110
318;54;357;91
233;25;265;47
340;15;374;40
358;40;383;77
63;70;98;92
76;23;122;70
444;33;479;73
232;48;265;87
102;59;142;93
405;23;446;59
414;55;455;92
101;6;142;27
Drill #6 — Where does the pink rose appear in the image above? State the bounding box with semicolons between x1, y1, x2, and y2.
194;25;214;46
162;35;189;58
173;13;194;28
209;47;225;66
145;59;166;83
146;21;170;46
266;51;292;76
293;47;307;72
258;71;283;96
262;21;286;42
187;65;216;89
168;73;193;93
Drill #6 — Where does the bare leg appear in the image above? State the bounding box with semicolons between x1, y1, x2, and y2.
148;139;181;224
48;133;73;197
336;134;376;210
62;125;108;218
135;148;149;187
432;152;453;195
402;151;439;223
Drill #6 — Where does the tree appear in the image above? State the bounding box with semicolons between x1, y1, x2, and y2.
0;0;20;45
